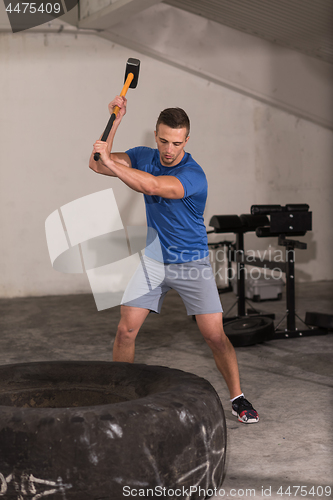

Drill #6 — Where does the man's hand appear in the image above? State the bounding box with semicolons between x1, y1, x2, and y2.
109;96;127;126
93;140;113;170
89;95;128;177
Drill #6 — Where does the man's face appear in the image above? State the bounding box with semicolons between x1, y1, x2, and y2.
154;124;189;167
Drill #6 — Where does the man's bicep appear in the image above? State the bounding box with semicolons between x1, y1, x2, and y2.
155;176;185;199
110;152;132;168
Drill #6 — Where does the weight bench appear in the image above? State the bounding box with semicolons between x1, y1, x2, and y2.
252;204;329;339
208;214;275;346
208;204;331;346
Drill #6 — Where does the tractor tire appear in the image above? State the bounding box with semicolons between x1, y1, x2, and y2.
0;361;227;500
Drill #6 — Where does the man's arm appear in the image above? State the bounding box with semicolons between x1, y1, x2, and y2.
92;140;185;199
89;96;132;176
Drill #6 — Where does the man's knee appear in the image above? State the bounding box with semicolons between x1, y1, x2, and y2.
116;322;138;345
204;328;230;352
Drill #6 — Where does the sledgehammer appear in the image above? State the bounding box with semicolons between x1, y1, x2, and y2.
94;58;140;161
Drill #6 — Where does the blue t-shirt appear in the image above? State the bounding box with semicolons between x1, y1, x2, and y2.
126;146;209;263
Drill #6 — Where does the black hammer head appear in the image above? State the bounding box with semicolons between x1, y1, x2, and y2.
124;58;140;88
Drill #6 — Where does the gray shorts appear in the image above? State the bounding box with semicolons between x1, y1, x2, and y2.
121;255;223;316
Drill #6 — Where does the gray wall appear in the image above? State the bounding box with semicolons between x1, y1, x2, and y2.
1;5;332;298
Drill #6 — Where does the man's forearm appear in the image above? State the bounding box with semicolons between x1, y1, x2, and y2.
89;118;122;176
104;159;184;199
89;96;126;175
104;116;121;156
106;159;157;194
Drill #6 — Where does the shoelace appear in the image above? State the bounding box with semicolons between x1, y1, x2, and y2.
234;397;253;410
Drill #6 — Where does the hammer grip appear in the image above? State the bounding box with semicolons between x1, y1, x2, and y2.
94;72;135;162
94;113;116;161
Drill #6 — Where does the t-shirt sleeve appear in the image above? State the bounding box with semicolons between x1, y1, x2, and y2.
125;146;154;171
125;147;139;170
175;166;207;198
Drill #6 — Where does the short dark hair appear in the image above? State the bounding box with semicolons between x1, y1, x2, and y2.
156;108;190;137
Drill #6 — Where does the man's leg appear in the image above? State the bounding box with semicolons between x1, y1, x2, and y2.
195;312;241;399
195;312;259;423
113;305;150;363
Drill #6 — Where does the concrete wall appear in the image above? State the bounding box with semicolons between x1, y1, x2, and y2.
0;6;332;298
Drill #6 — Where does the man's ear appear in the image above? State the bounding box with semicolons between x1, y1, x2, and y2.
154;130;157;143
185;135;190;145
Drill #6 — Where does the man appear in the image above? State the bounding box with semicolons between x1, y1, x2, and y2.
89;96;259;424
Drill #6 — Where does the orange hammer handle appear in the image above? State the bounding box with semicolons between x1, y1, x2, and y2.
93;72;135;161
112;72;134;116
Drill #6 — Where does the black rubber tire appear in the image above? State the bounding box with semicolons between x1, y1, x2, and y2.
0;361;226;500
224;316;274;347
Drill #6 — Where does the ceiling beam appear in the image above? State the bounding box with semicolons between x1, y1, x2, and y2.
98;3;333;131
78;0;164;30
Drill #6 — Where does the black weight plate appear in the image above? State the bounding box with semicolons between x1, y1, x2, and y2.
305;312;333;331
224;316;274;347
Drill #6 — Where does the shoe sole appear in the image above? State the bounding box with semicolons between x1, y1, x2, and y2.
232;409;259;423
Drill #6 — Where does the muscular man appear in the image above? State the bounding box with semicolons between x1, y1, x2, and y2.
89;96;259;424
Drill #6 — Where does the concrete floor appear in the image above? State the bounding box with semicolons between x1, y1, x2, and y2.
0;281;332;499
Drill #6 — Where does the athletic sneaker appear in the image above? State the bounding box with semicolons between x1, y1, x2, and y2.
232;396;259;424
